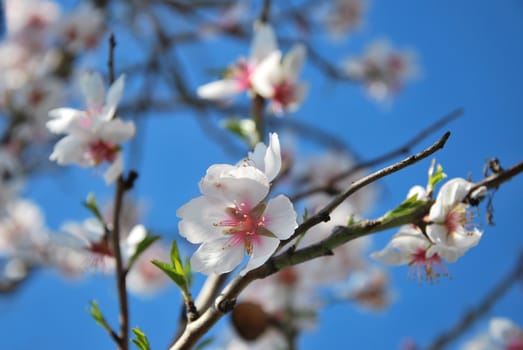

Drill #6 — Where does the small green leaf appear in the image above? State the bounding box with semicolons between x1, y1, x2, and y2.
170;240;185;275
385;194;426;219
428;160;447;190
88;300;111;332
82;193;105;224
127;233;160;270
222;117;258;146
131;328;151;350
302;207;309;222
152;260;187;289
183;256;192;287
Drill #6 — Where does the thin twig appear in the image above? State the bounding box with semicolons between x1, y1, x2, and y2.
108;34;116;85
290;108;463;202
426;251;523;350
282;131;451;246
111;176;130;350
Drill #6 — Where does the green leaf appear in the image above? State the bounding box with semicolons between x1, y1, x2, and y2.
82;193;105;224
428;160;447;190
183;256;192;287
302;207;309;222
131;328;151;350
88;300;111;332
127;233;160;270
385;194;426;219
170;240;185;276
221;117;258;146
151;260;187;289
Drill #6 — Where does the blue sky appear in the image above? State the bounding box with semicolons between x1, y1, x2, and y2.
1;1;523;349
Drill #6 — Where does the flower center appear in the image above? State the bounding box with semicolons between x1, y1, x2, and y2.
409;248;446;282
507;338;523;350
88;140;119;165
445;203;470;234
228;59;254;91
272;81;295;109
215;202;267;255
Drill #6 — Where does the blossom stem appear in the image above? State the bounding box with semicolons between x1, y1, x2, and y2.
252;94;266;144
111;172;138;350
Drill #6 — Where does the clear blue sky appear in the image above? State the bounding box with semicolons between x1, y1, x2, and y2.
1;1;523;349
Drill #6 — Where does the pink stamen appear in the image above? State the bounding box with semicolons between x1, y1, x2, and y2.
215;202;267;255
272;81;295;109
409;248;447;282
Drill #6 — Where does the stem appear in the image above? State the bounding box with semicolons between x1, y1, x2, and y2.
252;94;265;144
111;176;130;350
281;131;451;247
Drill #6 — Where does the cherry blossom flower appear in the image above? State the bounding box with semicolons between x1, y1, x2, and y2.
462;317;523;350
344;39;418;101
371;225;463;282
57;218;147;273
177;133;297;275
53;3;105;52
197;23;277;101
0;198;49;266
323;0;367;38
251;44;308;115
47;72;135;184
427;178;483;250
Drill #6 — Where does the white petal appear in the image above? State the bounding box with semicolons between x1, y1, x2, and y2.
199;164;237;201
176;196;226;244
191;238;244;274
104;152;123;184
50;134;90;166
218;166;270;208
102;74;125;121
250;23;278;63
436;178;472;208
251;51;282;98
282;44;306;83
407;185;426;200
47;108;85;134
490;318;520;344
242;236;280;274
264;194;297;240
98;119;136;143
197;79;241;100
370;247;409;266
425;224;448;245
263;133;282;182
80;72;106;111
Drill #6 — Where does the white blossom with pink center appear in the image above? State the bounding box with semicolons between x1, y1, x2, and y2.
323;0;367;39
462;318;523;350
370;225;464;282
0;198;49;263
5;0;60;50
344;39;418;101
56;219;147;273
53;3;105;52
47;72;135;184
427;178;482;250
197;23;277;101
251;44;308;115
177;133;297;275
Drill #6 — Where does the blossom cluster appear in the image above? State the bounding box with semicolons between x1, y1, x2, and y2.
197;23;308;115
371;178;483;281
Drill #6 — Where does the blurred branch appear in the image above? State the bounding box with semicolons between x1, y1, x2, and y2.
426;251;523;350
290;108;463;202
